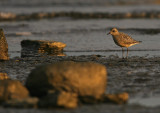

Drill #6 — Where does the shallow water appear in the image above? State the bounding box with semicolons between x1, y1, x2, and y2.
0;0;160;58
0;0;160;14
129;97;160;107
1;19;160;58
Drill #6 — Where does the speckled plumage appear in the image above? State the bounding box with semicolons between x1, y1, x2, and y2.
112;32;140;48
107;28;141;59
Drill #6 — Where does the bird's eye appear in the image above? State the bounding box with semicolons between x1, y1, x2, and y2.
112;30;115;32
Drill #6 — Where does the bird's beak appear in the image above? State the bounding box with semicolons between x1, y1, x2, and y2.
107;32;110;35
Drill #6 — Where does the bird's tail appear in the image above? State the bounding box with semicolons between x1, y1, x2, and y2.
139;41;142;43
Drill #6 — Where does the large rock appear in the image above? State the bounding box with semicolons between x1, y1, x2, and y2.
102;92;129;104
0;73;10;80
26;61;107;102
3;97;39;108
0;29;9;60
0;80;29;103
21;40;66;57
39;91;78;108
0;12;16;20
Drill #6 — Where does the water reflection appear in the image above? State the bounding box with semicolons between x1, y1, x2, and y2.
129;97;160;107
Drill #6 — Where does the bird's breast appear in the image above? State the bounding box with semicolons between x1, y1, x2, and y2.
112;36;124;47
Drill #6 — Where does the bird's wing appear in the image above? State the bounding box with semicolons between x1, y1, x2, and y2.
119;32;138;44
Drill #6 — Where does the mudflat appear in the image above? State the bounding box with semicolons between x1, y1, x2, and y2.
0;55;160;112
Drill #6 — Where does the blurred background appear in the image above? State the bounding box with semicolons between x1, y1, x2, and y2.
0;0;160;58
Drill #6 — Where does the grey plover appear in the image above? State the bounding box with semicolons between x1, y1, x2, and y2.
107;28;141;59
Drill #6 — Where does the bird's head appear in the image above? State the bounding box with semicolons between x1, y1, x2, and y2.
107;28;119;35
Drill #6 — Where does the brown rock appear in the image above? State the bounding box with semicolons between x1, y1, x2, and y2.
26;61;107;102
21;40;66;51
3;97;39;108
0;80;29;103
0;29;9;60
21;40;66;57
103;92;129;104
0;12;16;19
39;91;78;108
0;73;10;80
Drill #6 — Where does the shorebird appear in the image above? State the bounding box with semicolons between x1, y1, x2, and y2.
107;28;141;59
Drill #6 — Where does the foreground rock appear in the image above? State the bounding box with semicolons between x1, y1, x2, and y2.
26;61;107;107
0;29;9;60
39;91;78;108
3;97;39;108
0;80;29;103
102;92;129;104
0;73;10;80
21;40;66;57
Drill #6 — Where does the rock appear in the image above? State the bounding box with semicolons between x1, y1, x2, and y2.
0;29;9;60
0;80;29;103
102;92;129;104
0;73;10;80
30;13;48;19
21;40;66;57
3;97;39;108
39;91;78;108
26;61;107;102
0;12;16;20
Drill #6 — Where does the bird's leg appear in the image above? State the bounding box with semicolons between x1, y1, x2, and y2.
121;47;124;59
126;48;129;59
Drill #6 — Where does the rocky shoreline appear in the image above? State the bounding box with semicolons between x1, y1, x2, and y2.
0;56;129;109
0;55;160;112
